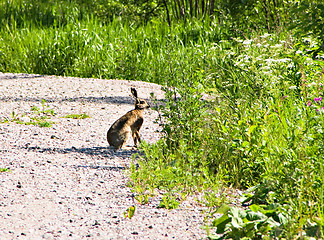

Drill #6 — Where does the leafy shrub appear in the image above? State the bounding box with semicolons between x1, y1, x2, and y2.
210;203;289;239
292;0;324;56
129;28;324;238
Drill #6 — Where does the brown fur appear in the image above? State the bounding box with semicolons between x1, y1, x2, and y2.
107;88;150;149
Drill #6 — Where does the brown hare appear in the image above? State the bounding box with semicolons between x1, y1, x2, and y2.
107;88;150;149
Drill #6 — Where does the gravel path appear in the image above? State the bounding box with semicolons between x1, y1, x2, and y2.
0;73;207;239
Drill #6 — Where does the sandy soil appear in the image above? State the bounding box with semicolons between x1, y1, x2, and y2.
0;73;207;239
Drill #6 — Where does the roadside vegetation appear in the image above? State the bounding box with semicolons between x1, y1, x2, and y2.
0;0;323;238
63;113;90;119
1;99;55;127
0;168;10;172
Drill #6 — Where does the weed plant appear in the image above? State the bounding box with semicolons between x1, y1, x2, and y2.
63;113;90;119
0;168;10;172
2;100;55;127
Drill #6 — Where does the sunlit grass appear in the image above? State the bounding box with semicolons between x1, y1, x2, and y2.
63;113;90;119
0;15;228;86
0;168;11;172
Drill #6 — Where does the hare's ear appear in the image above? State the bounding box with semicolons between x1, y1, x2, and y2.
131;87;138;99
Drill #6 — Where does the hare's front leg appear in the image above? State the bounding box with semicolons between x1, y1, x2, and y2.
132;131;141;148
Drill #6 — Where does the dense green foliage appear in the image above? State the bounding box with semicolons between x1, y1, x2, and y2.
0;0;323;238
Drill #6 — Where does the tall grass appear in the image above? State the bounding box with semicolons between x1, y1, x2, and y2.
0;16;229;84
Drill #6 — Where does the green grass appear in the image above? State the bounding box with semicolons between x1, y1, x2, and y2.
63;113;90;119
0;15;229;84
0;1;323;238
0;168;10;172
2;100;55;127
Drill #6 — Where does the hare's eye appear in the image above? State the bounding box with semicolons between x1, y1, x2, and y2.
140;101;145;104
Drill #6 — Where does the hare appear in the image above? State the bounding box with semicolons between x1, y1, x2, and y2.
107;88;150;149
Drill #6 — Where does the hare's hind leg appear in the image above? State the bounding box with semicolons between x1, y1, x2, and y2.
107;130;130;150
119;131;131;149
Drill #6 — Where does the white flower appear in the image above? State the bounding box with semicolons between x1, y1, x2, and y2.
243;39;253;45
264;59;276;64
260;33;271;38
270;44;283;48
307;82;317;87
278;58;292;63
262;66;271;71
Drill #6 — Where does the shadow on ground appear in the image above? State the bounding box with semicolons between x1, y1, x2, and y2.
0;96;138;105
72;164;127;171
0;73;44;80
22;145;141;160
0;95;167;108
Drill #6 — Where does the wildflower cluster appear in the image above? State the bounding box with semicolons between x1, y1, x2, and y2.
305;79;323;113
314;96;324;112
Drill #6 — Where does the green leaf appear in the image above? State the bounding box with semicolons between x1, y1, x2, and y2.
248;124;257;135
0;168;10;172
215;217;231;234
249;204;262;212
128;205;136;219
246;210;267;221
124;205;136;219
212;213;230;227
278;212;289;225
265;217;280;228
216;204;231;214
229;206;247;220
245;221;257;232
231;216;244;229
229;207;246;229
